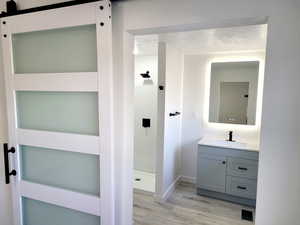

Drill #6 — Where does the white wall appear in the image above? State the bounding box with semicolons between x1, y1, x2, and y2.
161;43;182;195
155;42;183;199
114;1;300;225
134;55;157;173
0;1;299;225
180;55;206;182
181;51;265;180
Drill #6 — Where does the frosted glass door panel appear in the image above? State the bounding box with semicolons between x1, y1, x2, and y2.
16;91;99;135
22;198;100;225
21;145;100;196
12;24;97;73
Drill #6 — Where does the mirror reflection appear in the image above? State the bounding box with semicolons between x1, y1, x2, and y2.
209;61;259;125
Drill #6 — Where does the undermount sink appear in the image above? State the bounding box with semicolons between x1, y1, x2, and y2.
210;140;247;148
198;137;258;151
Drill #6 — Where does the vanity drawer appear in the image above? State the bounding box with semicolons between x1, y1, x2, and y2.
226;176;257;199
227;157;258;179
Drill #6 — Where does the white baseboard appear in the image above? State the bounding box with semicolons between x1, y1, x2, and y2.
180;176;196;184
155;176;181;203
162;175;181;201
154;175;196;202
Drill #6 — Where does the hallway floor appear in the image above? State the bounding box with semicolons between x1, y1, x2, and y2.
134;181;255;225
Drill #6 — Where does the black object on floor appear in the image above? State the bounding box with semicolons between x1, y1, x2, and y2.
241;209;253;222
135;178;141;181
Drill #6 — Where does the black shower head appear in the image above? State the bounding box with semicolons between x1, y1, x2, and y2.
140;71;150;78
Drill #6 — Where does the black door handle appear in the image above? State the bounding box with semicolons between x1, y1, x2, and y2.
3;143;16;184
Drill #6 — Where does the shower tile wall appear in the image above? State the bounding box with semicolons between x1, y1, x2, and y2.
134;55;158;173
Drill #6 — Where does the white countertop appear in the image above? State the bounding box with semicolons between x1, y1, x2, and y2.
198;137;259;152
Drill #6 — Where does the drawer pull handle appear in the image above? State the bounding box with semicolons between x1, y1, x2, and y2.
237;186;247;190
238;167;248;171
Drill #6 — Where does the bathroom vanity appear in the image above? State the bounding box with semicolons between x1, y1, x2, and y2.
197;138;259;207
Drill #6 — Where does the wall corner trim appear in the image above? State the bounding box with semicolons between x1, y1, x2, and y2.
155;176;181;203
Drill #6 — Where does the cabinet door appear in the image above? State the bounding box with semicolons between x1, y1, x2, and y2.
197;153;227;193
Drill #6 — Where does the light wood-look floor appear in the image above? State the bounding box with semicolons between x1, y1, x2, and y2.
134;182;255;225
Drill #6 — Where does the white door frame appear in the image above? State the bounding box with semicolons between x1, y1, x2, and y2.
121;16;268;225
1;1;114;225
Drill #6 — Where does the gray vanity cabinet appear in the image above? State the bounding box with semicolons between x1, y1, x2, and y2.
197;154;227;193
197;145;259;207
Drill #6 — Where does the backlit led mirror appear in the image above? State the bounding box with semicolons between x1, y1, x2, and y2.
209;61;259;125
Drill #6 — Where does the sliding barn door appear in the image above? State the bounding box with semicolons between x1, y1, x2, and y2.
1;1;114;225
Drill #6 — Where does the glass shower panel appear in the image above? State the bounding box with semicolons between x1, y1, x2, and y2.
12;24;97;73
16;91;99;135
20;145;100;196
22;197;100;225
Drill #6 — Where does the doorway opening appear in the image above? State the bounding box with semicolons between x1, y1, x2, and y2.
130;21;268;225
133;35;158;193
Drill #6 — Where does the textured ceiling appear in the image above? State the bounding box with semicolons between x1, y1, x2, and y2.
134;24;267;55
